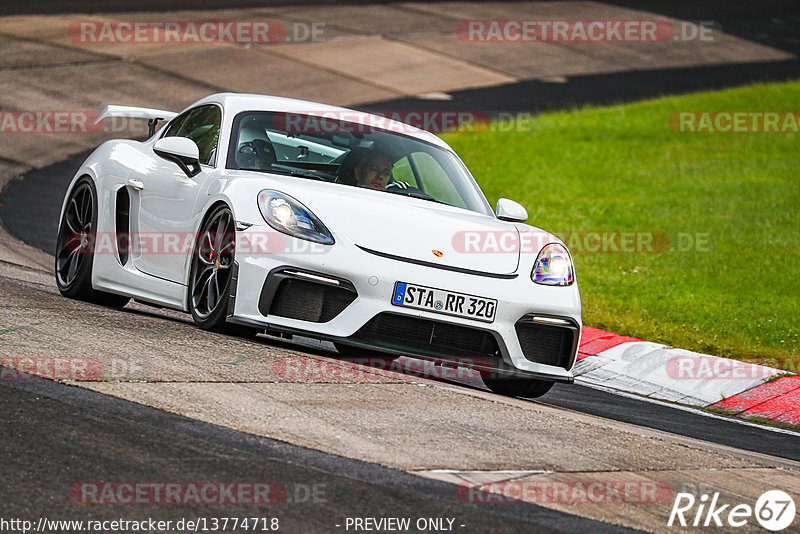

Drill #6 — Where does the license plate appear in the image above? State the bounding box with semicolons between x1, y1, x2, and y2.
391;282;497;323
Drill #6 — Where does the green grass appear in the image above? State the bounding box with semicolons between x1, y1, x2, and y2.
442;81;800;370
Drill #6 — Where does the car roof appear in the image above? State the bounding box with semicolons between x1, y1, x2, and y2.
186;92;451;151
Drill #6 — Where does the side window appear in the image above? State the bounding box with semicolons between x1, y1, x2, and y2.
390;156;418;187
162;105;221;166
411;152;465;207
162;110;191;138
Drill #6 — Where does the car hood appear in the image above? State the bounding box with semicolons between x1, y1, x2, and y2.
259;177;521;276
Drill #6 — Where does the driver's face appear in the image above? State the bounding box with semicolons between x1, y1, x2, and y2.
355;155;393;190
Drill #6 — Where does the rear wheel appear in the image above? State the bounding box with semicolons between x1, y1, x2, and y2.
482;374;554;398
188;204;258;338
54;177;129;308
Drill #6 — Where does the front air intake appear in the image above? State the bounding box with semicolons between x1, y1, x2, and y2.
514;317;578;369
258;267;357;323
269;278;356;322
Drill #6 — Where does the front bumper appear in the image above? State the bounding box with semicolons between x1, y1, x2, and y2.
228;227;582;382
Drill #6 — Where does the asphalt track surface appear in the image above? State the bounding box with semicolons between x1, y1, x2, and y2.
1;375;636;533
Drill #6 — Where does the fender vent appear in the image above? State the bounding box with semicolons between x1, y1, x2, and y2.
115;187;130;265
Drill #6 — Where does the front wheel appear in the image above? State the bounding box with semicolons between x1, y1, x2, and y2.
482;374;554;398
187;204;258;338
189;205;236;331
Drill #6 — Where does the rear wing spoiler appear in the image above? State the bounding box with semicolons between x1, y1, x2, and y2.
96;105;178;136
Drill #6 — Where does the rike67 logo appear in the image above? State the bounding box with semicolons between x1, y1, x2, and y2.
668;490;796;531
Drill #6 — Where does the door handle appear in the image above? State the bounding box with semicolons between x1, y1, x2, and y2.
127;179;144;191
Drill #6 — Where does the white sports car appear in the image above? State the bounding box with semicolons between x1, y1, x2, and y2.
55;93;581;397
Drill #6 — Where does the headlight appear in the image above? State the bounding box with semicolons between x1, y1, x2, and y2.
257;190;334;245
532;243;574;286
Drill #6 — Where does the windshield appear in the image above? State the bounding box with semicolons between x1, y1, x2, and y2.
226;111;492;215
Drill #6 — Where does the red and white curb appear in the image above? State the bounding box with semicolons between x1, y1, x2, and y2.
575;327;800;427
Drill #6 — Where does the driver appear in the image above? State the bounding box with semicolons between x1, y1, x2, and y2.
354;152;393;190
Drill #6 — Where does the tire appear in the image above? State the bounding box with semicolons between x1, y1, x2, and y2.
54;177;129;309
188;204;249;335
482;374;554;398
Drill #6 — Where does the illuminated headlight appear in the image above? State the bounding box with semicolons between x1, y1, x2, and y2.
257;190;334;245
532;243;574;286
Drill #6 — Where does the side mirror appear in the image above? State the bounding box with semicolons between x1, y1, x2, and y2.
153;137;201;177
496;198;528;223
